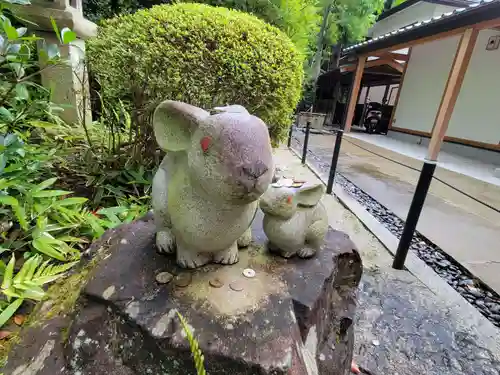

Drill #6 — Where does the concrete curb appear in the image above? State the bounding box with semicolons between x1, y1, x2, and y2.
289;147;500;350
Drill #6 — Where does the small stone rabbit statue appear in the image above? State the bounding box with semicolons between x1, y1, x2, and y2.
260;183;328;259
152;101;274;269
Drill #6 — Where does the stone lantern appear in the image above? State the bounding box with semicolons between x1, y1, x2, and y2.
12;0;97;125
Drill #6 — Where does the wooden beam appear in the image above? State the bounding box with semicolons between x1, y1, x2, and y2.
345;56;366;132
427;28;479;161
340;64;356;73
341;58;395;72
366;58;392;69
373;52;409;61
386;59;405;73
389;48;413;129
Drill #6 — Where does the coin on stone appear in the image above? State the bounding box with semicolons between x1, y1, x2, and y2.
155;271;174;284
243;268;256;278
209;277;224;288
173;273;192;288
229;281;244;292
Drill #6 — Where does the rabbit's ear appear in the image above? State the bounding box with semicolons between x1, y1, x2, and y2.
153;101;209;152
296;183;325;207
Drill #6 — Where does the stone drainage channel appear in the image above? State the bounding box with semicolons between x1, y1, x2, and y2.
291;132;500;329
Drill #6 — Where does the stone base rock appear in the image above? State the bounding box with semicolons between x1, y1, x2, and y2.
3;211;362;375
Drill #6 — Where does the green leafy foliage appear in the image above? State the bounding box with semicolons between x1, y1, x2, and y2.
177;312;207;375
188;0;320;59
1;134;81;259
0;299;23;328
0;253;77;326
1;254;78;301
323;0;384;46
87;3;304;144
392;0;406;7
0;132;150;327
0;0;151;334
82;0;160;22
46;99;155;208
0;9;77;134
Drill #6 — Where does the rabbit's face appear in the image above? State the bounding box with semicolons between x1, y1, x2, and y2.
187;112;274;203
260;187;297;219
260;183;326;219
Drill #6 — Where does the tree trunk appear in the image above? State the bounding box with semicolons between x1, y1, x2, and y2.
310;3;332;87
325;37;344;127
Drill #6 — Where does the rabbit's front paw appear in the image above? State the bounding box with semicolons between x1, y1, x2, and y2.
213;243;239;265
177;251;211;269
297;247;316;258
279;250;296;258
237;228;252;248
156;230;176;254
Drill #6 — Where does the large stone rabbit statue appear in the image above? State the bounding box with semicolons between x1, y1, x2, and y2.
152;101;274;268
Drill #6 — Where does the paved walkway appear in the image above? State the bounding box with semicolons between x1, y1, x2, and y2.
291;131;500;294
347;132;500;187
273;148;500;375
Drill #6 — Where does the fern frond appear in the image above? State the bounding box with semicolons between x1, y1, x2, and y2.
33;261;78;284
177;312;207;375
1;254;78;302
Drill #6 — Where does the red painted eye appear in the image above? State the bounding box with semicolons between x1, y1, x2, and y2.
287;196;292;204
200;136;212;152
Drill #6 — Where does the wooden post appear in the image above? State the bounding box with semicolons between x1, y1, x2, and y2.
382;84;390;104
363;86;371;104
344;56;366;132
389;47;412;129
427;28;479;161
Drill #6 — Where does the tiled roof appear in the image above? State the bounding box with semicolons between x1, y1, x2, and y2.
377;0;476;21
343;0;498;54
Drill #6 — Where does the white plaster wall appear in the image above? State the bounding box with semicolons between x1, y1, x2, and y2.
358;87;368;104
369;2;437;38
447;29;500;145
358;86;385;104
392;35;460;132
388;85;399;105
358;85;399;105
369;86;386;103
393;29;500;146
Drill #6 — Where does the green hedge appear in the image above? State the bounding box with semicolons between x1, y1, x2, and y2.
87;3;304;144
82;0;170;22
186;0;320;59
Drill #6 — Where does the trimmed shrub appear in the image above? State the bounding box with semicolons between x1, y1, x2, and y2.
87;3;304;144
186;0;320;58
82;0;167;22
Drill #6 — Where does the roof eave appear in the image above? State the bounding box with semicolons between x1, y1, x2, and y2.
343;0;500;56
378;0;475;21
